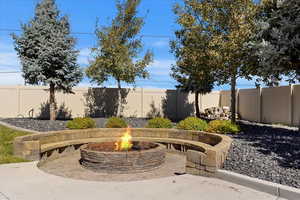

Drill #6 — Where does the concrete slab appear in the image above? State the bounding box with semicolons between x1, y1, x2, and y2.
0;162;284;200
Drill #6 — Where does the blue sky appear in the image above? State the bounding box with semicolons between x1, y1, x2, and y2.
0;0;259;90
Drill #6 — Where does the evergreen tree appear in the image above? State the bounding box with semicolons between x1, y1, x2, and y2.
170;3;215;118
247;0;300;86
12;0;83;120
86;0;153;116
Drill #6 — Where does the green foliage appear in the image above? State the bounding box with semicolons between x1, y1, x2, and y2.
86;0;153;88
176;0;257;123
176;117;207;131
105;117;128;128
206;120;240;134
12;0;83;120
171;3;216;117
0;125;30;164
170;3;215;94
247;0;300;86
12;0;83;92
146;117;173;128
66;117;96;129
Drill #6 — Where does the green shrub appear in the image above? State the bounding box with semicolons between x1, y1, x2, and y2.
105;117;128;128
206;120;240;134
146;117;173;128
66;117;96;129
176;117;208;131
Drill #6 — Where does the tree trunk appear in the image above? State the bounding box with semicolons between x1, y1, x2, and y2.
117;80;122;117
230;74;237;124
195;91;201;118
49;83;56;121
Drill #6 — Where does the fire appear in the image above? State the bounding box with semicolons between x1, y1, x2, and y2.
115;127;133;151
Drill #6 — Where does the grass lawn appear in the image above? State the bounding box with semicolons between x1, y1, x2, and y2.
0;125;32;164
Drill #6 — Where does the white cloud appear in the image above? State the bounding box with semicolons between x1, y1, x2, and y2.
151;40;169;48
148;59;175;76
78;48;92;65
0;73;24;85
0;42;21;70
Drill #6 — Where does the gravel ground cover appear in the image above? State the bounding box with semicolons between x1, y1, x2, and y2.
224;121;300;188
0;117;149;132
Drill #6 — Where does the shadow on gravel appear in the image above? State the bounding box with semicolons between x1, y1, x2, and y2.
233;123;300;169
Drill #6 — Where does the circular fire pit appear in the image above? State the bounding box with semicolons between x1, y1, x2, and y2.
80;141;166;173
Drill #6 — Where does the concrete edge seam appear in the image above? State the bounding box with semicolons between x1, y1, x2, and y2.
216;169;300;200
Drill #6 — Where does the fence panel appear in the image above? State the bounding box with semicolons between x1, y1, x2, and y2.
261;86;291;125
238;88;260;122
201;91;220;111
0;86;19;117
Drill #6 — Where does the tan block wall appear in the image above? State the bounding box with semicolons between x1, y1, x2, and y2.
238;88;260;122
0;86;221;120
201;91;220;111
0;86;19;117
220;90;231;107
2;84;300;126
261;86;291;125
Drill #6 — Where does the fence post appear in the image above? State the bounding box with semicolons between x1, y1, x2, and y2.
258;87;262;123
199;94;203;112
141;88;144;118
236;89;240;116
17;85;21;116
289;84;294;126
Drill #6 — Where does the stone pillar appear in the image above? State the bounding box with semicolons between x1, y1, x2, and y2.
14;140;41;161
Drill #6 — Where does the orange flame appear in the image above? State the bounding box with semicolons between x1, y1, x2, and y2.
115;127;133;151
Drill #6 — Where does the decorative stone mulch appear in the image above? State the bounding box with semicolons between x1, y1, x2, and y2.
224;121;300;188
0;117;149;132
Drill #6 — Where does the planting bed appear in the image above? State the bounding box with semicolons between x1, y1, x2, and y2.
0;117;148;132
224;121;300;188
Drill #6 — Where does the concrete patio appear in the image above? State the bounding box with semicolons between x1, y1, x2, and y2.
0;162;284;200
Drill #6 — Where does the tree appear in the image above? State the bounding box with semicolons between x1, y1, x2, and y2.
86;0;153;116
247;0;300;86
182;0;257;123
170;3;215;118
12;0;83;121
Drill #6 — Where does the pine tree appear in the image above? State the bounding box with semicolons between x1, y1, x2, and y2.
12;0;83;120
247;0;300;86
86;0;153;116
170;3;215;118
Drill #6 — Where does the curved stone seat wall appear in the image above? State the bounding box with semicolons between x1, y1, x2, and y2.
13;128;232;176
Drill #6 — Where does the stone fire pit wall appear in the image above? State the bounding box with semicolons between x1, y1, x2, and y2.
13;128;232;176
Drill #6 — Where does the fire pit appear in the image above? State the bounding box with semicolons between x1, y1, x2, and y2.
80;128;166;173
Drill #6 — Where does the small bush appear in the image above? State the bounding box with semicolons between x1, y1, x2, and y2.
176;117;208;131
206;120;240;134
105;117;128;128
66;117;96;129
146;117;173;128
